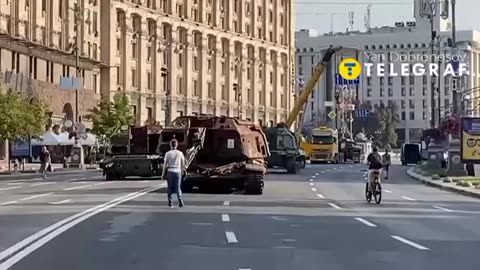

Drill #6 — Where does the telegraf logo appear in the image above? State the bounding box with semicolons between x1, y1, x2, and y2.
339;51;470;80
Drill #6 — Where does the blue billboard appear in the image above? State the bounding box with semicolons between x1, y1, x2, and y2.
10;139;31;159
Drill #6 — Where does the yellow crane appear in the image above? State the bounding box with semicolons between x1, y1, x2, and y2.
263;46;341;173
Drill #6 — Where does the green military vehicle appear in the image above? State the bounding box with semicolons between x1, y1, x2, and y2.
102;125;163;180
264;124;306;174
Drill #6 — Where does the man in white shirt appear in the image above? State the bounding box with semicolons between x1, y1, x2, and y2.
162;139;186;207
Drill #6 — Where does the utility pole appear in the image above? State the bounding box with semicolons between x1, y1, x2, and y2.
73;3;83;144
161;67;170;126
430;16;436;127
451;0;459;115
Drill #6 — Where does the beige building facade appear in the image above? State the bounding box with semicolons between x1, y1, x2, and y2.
100;0;296;127
0;0;103;163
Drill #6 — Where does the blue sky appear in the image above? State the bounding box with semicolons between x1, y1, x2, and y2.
295;0;479;34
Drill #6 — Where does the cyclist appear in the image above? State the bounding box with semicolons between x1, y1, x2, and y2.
367;147;383;192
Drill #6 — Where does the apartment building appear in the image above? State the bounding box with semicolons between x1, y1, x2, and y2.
295;0;480;143
0;0;103;163
100;0;296;127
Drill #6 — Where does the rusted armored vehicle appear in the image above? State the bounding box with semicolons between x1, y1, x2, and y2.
157;116;270;194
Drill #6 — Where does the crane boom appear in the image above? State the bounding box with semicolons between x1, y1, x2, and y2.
285;46;341;128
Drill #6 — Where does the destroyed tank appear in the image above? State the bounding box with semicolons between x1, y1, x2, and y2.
157;116;270;194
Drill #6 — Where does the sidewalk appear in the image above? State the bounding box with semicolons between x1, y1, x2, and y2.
0;163;100;181
407;167;480;199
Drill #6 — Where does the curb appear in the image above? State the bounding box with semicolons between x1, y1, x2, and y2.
0;168;101;181
407;168;480;200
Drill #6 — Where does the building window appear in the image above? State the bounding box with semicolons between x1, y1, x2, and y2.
247;67;252;80
221;61;226;75
401;100;406;110
247;88;252;102
132;42;137;59
270;92;274;106
423;100;427;108
367;88;372;97
93;74;98;94
401;77;405;85
147;71;152;90
423;87;427;96
193;56;198;71
208;81;213;98
131;69;137;87
193;79;199;96
380;77;384;86
388;88;393;97
423;75;427;85
388;77;393;86
401;88;406;96
177;77;183;94
409;100;415;109
423;111;427;120
221;84;227;100
147;107;153;121
147;45;152;61
178;53;183;68
409;111;415;120
367;77;372;86
380;88;384;97
270;72;273;84
401;111;406;120
116;38;121;55
409;88;414;96
207;59;212;72
410;76;415;85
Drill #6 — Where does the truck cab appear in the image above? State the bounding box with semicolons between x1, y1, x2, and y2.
301;127;339;163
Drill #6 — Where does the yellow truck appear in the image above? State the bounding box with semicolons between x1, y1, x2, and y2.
301;127;338;163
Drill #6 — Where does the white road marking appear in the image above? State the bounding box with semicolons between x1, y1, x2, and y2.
290;224;301;227
93;182;106;186
316;193;325;199
272;233;285;236
225;231;238;243
63;184;93;191
281;239;297;242
349;165;353;168
312;175;316;179
19;193;53;201
315;173;319;176
238;268;252;270
384;189;393;193
311;188;317;192
6;183;22;186
309;183;314;186
434;206;454;212
391;235;430;250
191;223;214;226
354;217;377;227
328;203;342;209
309;179;313;182
49;199;72;205
223;201;230;206
222;214;230;222
402;196;417;201
0;201;18;206
30;182;55;187
273;246;295;249
0;184;165;268
0;186;22;191
321;171;325;173
65;178;88;182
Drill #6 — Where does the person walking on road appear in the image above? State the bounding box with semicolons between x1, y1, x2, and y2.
382;148;392;180
161;139;186;208
39;146;51;180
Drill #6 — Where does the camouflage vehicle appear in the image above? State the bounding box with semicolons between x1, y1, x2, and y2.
264;123;306;174
157;116;269;194
102;125;163;180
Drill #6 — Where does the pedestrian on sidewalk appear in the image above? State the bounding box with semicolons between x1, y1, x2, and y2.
382;148;391;180
161;139;186;208
39;146;51;180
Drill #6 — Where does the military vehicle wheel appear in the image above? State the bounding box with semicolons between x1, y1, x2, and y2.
286;158;299;174
245;174;264;195
301;159;306;169
105;172;116;181
181;181;194;193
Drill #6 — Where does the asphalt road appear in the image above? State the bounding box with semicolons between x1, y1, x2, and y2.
0;163;480;270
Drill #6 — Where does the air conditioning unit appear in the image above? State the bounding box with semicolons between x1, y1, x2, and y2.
395;22;405;27
406;21;416;27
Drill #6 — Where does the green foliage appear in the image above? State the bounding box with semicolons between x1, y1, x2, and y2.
85;93;134;144
0;89;47;141
375;103;400;148
352;102;399;147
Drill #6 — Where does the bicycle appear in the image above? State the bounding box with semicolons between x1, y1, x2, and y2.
365;170;382;204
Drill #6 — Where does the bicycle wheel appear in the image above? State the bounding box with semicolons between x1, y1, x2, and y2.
374;182;382;204
365;182;372;202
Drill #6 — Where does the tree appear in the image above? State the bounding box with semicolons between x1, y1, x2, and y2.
376;103;400;148
0;89;47;142
85;93;134;149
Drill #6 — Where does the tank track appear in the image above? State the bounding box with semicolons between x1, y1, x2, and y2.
245;173;264;195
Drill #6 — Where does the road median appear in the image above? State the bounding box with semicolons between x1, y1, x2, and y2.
407;167;480;199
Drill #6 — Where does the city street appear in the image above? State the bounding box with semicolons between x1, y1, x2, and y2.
0;164;480;270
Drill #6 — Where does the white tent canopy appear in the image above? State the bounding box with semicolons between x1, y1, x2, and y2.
31;131;64;146
58;132;98;146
